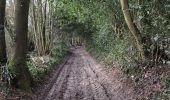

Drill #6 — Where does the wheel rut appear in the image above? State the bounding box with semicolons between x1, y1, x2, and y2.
39;47;134;100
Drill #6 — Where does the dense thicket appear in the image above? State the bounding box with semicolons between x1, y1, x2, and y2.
54;0;170;72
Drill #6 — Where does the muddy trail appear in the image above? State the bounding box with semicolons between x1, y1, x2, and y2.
37;47;134;100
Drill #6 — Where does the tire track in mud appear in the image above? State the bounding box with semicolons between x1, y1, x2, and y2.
40;47;132;100
45;56;76;100
62;55;84;100
83;58;111;100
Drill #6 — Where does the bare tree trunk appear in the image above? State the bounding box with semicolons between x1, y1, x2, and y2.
11;0;32;91
42;0;47;52
120;0;146;61
0;0;7;65
30;0;54;56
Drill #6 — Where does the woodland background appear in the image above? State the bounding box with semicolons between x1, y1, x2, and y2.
0;0;170;99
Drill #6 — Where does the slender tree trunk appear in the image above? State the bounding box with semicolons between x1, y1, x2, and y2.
42;1;47;52
120;0;146;61
11;0;32;91
0;0;7;65
30;0;54;56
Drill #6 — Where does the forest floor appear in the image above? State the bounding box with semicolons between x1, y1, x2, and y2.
34;47;136;100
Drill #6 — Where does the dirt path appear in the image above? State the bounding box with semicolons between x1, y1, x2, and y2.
38;47;134;100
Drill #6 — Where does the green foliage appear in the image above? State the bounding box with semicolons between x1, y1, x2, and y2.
8;61;16;76
54;0;139;73
27;36;69;82
27;61;44;82
0;64;11;99
8;60;32;91
55;0;170;77
165;73;170;86
130;0;170;64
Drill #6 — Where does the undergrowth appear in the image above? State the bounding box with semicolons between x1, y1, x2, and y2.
27;37;70;82
86;26;140;75
85;22;170;99
0;64;11;99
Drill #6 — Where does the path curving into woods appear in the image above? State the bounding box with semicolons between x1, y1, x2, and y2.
37;47;135;100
